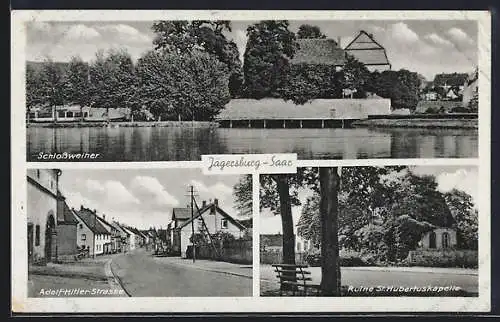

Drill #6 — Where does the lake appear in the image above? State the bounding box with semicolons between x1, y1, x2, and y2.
26;126;478;161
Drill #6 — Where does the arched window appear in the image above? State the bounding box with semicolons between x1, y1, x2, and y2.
442;232;450;249
429;231;436;249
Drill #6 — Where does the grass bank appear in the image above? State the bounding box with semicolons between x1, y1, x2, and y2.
353;118;478;129
27;120;219;129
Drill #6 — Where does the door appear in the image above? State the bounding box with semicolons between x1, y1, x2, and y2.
27;224;34;264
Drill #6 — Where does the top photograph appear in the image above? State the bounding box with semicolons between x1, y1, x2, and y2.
25;18;480;162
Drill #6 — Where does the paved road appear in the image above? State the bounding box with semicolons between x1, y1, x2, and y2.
111;249;252;297
261;265;478;295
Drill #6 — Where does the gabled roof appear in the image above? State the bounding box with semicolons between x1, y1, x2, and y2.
172;208;192;221
112;221;130;236
290;38;346;66
344;30;391;67
178;202;247;231
74;207;111;235
57;199;79;225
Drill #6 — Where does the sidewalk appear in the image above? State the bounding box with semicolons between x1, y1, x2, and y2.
28;254;127;297
154;255;253;279
260;264;479;295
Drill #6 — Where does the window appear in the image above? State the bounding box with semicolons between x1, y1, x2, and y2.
297;242;302;252
35;225;40;246
66;111;74;118
36;170;40;179
75;112;82;118
429;231;436;249
221;219;228;229
81;234;86;241
50;179;53;190
58;111;65;118
442;232;450;249
79;224;83;229
84;112;89;117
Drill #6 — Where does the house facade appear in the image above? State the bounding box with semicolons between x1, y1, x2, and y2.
419;227;457;250
172;199;247;258
344;30;391;72
55;192;79;261
73;206;112;256
96;215;121;253
27;169;61;264
112;221;130;253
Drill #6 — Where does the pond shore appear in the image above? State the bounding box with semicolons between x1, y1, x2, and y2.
352;118;478;129
27;120;219;128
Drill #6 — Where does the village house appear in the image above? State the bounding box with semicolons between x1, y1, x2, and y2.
95;215;121;254
27;169;61;264
73;206;112;257
290;30;391;73
112;221;130;253
343;30;391;72
170;199;247;258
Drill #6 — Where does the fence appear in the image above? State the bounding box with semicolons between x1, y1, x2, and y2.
197;239;252;264
260;250;308;265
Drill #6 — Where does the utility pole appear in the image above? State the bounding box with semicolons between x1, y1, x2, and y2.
190;185;196;263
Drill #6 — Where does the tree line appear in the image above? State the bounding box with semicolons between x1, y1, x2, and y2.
27;20;425;122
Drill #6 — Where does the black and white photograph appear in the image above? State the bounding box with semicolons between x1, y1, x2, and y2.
25;19;478;161
259;166;478;296
26;168;253;297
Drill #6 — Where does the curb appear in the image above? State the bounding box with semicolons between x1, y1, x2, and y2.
105;259;131;297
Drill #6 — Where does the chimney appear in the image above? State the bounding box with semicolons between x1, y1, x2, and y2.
93;209;97;214
214;198;219;207
80;205;84;211
337;37;341;48
202;200;207;207
103;214;106;221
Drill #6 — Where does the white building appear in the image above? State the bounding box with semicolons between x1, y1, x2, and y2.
27;169;61;264
73;206;112;256
171;199;247;258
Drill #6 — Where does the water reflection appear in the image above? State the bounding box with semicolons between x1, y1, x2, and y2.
27;126;478;161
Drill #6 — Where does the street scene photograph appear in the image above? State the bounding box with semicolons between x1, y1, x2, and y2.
26;19;478;161
259;165;478;296
27;168;253;297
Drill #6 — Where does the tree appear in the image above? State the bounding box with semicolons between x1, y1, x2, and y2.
38;58;68;123
467;90;479;113
26;64;43;111
89;49;138;121
66;56;90;122
339;54;371;98
444;189;478;250
233;174;253;218
243;20;298;98
278;64;341;104
135;49;230;121
297;24;327;39
152;20;244;98
369;69;422;110
319;167;341;296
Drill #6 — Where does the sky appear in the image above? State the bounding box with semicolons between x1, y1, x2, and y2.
25;19;477;80
57;168;248;230
260;165;479;235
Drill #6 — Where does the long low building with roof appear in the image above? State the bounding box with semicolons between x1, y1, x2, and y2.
216;97;391;128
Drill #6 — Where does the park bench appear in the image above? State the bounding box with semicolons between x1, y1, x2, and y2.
272;263;321;296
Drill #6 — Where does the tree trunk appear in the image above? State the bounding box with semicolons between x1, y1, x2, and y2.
319;167;341;296
274;174;295;265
